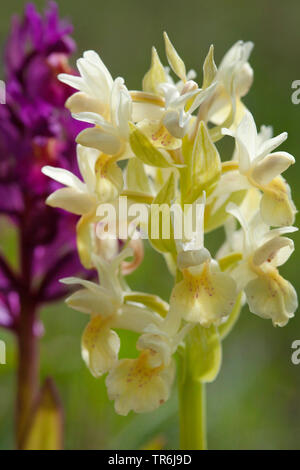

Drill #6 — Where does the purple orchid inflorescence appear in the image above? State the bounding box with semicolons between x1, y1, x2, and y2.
0;2;88;334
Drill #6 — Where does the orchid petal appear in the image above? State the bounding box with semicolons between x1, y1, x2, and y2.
253;237;294;267
42;166;85;191
81;315;120;377
106;352;175;415
245;269;297;327
252;152;295;185
46;187;96;215
76;127;121;155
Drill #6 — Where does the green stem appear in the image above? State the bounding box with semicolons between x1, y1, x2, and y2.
178;356;207;450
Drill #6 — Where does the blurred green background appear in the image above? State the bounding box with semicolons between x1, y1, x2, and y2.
0;0;299;450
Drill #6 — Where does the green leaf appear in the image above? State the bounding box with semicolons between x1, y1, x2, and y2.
163;32;186;82
186;324;222;383
129;123;174;168
143;47;167;94
23;378;63;450
126;158;152;194
191;121;221;196
181;122;221;204
202;45;217;89
148;172;177;254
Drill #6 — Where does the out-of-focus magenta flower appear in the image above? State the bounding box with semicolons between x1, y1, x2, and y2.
0;2;89;332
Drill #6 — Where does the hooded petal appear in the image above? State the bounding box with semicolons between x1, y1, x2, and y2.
252;152;295;186
66;91;106;115
46;187;96;215
253;236;294;267
245;268;297;327
76;127;121;155
81;315;120;377
260;176;296;226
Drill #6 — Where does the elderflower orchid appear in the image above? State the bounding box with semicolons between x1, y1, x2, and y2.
170;256;237;327
59;50;113;116
158;79;215;140
222;203;298;326
43;144;122;213
197;40;254;131
61;248;163;377
170;198;238;327
42;144;123;267
105;350;175;415
138;33;216;145
218;40;253;97
222;110;296;226
106;299;193;415
40;31;297;449
159;33;217;139
59;52;133;157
